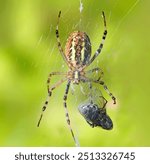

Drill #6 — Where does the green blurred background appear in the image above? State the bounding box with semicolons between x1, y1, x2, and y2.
0;0;150;146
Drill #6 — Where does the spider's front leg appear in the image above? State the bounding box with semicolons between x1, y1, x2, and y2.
86;11;107;67
63;80;80;147
37;72;67;127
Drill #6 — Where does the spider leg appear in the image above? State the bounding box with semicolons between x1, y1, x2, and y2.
63;80;80;147
56;11;71;67
37;77;67;127
47;72;66;93
94;80;116;104
86;11;107;66
88;82;94;104
81;76;116;104
86;80;108;108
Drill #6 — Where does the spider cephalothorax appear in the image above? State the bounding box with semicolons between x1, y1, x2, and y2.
37;11;116;146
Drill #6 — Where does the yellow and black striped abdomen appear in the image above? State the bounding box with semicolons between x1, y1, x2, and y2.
65;31;91;68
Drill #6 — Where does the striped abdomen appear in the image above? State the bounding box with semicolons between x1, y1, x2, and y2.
65;31;91;68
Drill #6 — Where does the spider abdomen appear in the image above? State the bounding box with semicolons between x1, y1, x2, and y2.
65;31;91;68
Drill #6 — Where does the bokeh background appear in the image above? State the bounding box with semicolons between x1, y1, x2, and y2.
0;0;150;146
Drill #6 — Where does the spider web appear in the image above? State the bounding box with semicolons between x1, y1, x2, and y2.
34;0;141;146
35;0;141;91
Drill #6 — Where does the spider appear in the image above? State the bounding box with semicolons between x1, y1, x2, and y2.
37;11;116;146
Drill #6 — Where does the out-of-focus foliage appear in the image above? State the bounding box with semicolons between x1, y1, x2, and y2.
0;0;150;146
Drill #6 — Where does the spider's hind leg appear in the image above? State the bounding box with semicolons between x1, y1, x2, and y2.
37;76;67;127
63;80;80;147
